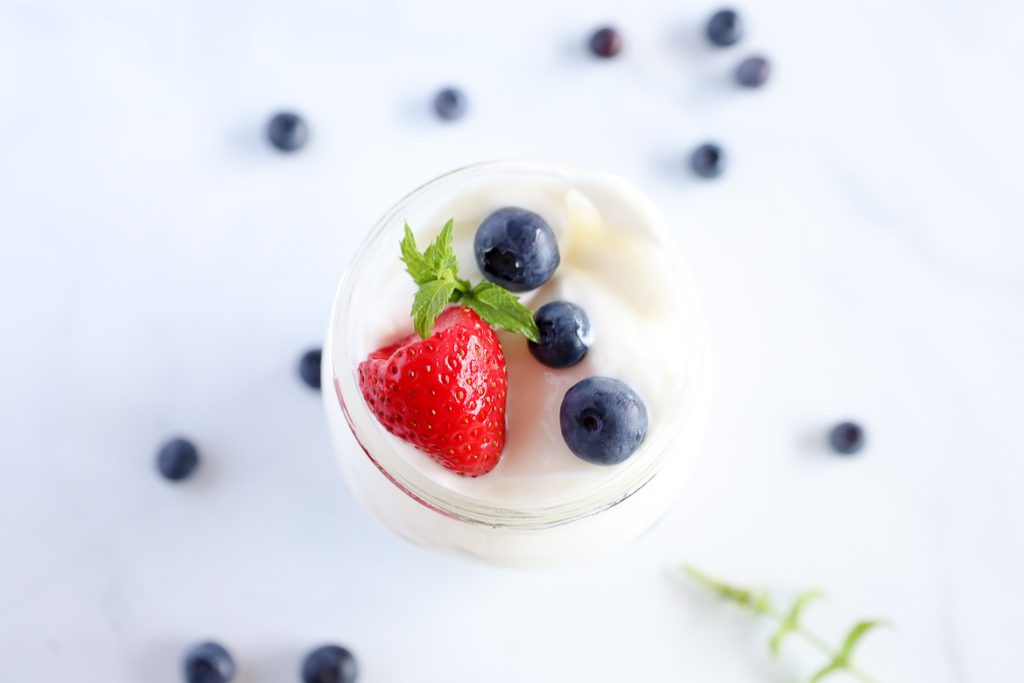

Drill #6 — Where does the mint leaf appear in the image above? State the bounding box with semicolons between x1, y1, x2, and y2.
770;590;823;657
463;281;540;343
423;219;457;278
412;279;457;338
402;220;465;337
682;566;884;683
807;622;885;683
400;224;433;286
682;565;773;615
836;620;883;664
400;220;540;342
808;620;884;681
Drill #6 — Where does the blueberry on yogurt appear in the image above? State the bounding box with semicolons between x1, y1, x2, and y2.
474;207;560;292
560;377;648;465
528;301;592;368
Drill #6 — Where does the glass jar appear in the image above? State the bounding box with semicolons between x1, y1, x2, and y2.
322;161;710;566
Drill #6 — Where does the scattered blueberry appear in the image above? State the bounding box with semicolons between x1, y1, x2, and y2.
588;27;623;58
266;112;309;152
706;9;742;47
829;421;866;455
302;644;358;683
735;55;771;88
156;438;199;482
529;301;592;368
474;207;560;292
559;377;648;465
433;87;467;121
184;641;236;683
299;348;322;390
690;143;725;179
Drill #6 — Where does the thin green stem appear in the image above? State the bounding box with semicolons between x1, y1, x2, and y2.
788;625;879;683
681;565;880;683
790;622;835;656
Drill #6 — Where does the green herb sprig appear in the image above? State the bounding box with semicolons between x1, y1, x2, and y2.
400;219;540;342
682;565;885;683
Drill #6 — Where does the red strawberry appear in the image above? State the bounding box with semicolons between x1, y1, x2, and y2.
357;306;508;477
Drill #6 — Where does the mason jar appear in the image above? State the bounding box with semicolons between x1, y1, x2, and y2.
322;161;710;566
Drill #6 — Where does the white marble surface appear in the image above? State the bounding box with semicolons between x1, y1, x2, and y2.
1;0;1022;681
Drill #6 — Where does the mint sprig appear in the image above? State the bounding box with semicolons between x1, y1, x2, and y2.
681;565;885;683
400;220;541;342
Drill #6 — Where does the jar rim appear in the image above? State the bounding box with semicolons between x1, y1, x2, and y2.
325;160;709;530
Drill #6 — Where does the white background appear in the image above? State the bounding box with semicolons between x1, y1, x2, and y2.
1;0;1022;681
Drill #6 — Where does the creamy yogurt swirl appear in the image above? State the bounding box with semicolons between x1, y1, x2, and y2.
346;166;697;507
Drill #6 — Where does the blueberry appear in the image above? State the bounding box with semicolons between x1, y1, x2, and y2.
157;438;199;482
559;377;648;465
433;87;467;121
588;27;623;58
474;207;560;292
690;143;725;179
183;641;236;683
299;347;322;390
302;644;358;683
706;9;742;47
528;301;592;368
736;55;770;88
829;421;866;455
267;112;309;152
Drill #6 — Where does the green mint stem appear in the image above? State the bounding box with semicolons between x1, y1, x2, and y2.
681;565;881;683
790;625;879;683
400;220;540;341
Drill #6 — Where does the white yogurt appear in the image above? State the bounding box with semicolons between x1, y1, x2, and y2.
324;162;710;566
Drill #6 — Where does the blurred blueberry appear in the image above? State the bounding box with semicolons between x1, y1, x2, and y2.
302;644;358;683
588;27;623;58
433;87;467;121
299;348;322;390
267;112;309;152
706;9;742;47
690;143;725;179
829;421;866;455
156;438;199;482
736;55;771;88
184;641;235;683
